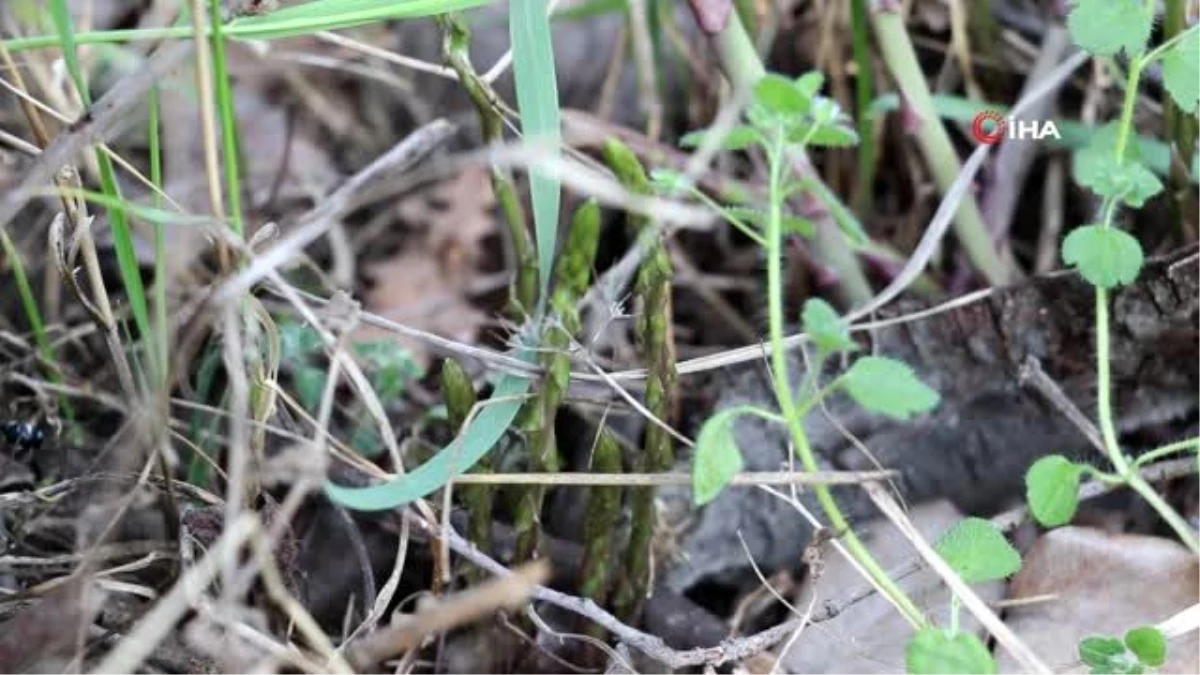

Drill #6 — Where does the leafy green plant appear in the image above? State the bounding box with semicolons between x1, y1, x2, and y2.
681;70;938;627
280;320;422;456
903;518;1022;674
1021;0;1200;554
1079;626;1168;674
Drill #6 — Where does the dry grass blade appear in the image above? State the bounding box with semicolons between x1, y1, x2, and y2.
343;561;549;670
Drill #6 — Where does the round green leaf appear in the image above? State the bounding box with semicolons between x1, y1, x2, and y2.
802;298;857;354
753;73;810;116
1066;0;1152;57
692;408;747;505
1025;455;1083;527
906;628;997;674
1084;634;1128;667
1062;225;1144;289
842;356;940;420
1162;33;1199;114
1124;627;1166;667
933;517;1022;583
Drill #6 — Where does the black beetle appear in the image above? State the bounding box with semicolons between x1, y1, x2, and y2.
0;420;47;451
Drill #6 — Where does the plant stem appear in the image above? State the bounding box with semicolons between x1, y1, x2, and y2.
1094;291;1198;552
849;0;876;213
870;8;1011;286
1134;438;1199;467
764;131;925;628
711;10;873;305
1096;49;1199;554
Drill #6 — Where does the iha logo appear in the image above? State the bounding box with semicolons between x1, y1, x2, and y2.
970;111;1060;145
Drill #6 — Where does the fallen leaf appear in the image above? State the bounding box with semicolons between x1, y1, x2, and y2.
357;167;497;366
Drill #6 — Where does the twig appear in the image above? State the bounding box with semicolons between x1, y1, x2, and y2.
0;41;195;235
1018;355;1104;452
409;511;887;669
342;561;548;671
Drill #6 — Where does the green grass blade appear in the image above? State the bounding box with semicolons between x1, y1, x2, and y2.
0;232;53;365
148;87;169;387
46;1;152;348
48;0;91;105
323;0;562;511
510;0;561;299
2;0;497;51
324;360;533;510
208;0;245;236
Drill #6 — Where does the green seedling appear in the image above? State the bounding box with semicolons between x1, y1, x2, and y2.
680;68;938;629
1021;0;1199;554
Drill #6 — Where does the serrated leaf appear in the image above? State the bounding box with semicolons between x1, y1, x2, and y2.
1087;161;1162;206
649;168;688;194
1072;123;1142;190
802;298;857;354
1162;33;1199;114
842;356;940;420
1123;627;1166;667
1025;455;1083;526
692;407;748;505
293;365;326;413
1066;0;1152;57
788;122;860;148
679;124;763;151
794;71;824;100
753;73;810;116
933;517;1022;583
906;628;996;674
1084;634;1128;667
1062;225;1145;289
722;206;813;238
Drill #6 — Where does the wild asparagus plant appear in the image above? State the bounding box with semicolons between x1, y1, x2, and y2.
441;14;537;315
513;200;601;562
441;358;489;570
578;429;624;625
602;139;678;620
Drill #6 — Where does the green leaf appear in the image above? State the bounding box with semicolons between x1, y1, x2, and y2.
1161;33;1200;114
933;517;1022;583
1124;627;1167;667
510;0;561;300
1086;162;1163;207
692;407;748;505
679;124;763;151
648;168;688;193
355;340;422;401
1025;455;1083;527
1080;636;1143;674
280;321;324;357
1073;124;1142;190
1062;225;1145;289
225;0;494;39
325;362;534;511
906;628;997;674
787;122;860;148
293;365;326;413
1066;0;1152;57
753;73;811;116
801;298;857;354
794;71;825;100
842;356;940;420
721;206;813;238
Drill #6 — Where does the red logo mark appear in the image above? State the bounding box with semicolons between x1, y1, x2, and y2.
971;111;1006;145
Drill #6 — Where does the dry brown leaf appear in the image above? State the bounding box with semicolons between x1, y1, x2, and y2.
997;526;1199;674
357;167;497;366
